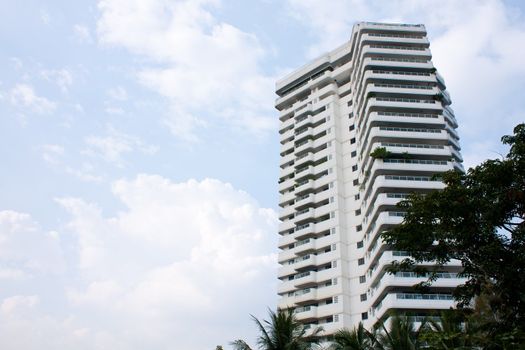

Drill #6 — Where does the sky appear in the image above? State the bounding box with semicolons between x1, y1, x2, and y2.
0;0;524;349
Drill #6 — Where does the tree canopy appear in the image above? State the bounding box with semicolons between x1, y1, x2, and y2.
381;123;525;338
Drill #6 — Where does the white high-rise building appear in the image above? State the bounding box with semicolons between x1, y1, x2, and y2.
276;22;464;334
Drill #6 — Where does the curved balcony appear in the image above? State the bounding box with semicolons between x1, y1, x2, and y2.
371;292;455;322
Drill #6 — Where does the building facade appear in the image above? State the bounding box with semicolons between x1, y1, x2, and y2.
276;22;464;334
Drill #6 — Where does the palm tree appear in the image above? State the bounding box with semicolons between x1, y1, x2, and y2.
374;315;425;350
330;323;375;350
420;309;477;350
231;308;322;350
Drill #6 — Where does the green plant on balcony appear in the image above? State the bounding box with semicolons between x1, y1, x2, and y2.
401;152;412;160
370;147;391;159
433;92;444;102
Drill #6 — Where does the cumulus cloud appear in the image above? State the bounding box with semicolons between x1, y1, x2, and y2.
0;211;64;278
83;126;159;167
9;83;56;114
96;0;277;141
0;176;277;349
286;0;525;168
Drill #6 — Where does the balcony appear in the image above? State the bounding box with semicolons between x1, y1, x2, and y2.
294;193;315;209
280;127;295;144
294;305;318;321
371;292;455;321
295;153;314;168
294;208;315;224
294;140;314;155
278;191;295;207
278;177;295;194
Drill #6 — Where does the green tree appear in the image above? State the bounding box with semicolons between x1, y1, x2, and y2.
381;124;525;338
419;310;474;350
231;308;322;350
330;323;374;350
374;315;425;350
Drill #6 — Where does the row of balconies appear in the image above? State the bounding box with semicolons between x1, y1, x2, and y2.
278;173;337;219
279;284;341;307
278;231;340;264
359;126;453;161
366;292;455;326
278;250;340;280
354;57;433;93
352;35;430;81
294;302;343;322
277;262;341;294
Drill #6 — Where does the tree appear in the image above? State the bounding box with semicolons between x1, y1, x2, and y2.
374;315;425;350
231;308;322;350
330;323;374;350
419;310;474;350
381;124;525;337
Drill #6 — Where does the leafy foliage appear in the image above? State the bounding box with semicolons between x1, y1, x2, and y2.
370;147;391;159
381;123;525;340
231;308;322;350
330;323;374;350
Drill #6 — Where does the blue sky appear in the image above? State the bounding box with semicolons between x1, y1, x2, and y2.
1;0;524;349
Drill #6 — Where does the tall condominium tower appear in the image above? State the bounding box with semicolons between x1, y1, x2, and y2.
276;22;464;334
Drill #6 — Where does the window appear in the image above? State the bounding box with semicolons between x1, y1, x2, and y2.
355;209;361;216
350;138;356;144
352;165;358;172
351;150;357;157
361;312;368;320
360;293;367;302
333;296;339;303
354;193;360;200
356;225;362;232
358;258;365;266
334;314;339;322
353;179;359;186
357;241;364;248
359;275;366;283
349;124;355;131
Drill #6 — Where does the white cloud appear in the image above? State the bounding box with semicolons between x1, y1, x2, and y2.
96;0;277;141
1;295;39;314
73;24;93;42
65;162;104;183
53;175;277;349
0;177;278;349
40;144;65;165
83;127;158;166
41;69;74;93
0;211;64;277
9;83;56;114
